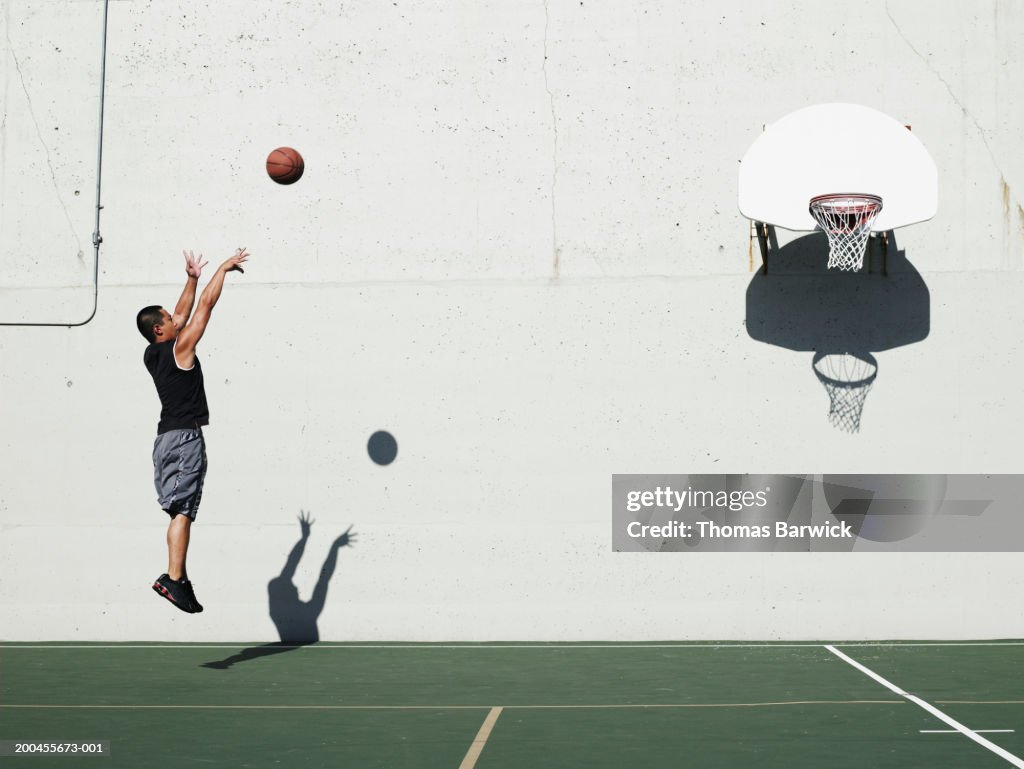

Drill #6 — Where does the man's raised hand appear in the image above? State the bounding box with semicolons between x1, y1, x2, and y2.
222;247;250;274
184;249;208;278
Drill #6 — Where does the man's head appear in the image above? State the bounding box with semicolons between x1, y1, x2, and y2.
137;306;178;344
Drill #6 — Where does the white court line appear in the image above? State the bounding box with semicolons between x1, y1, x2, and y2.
825;645;1024;768
458;706;502;769
1;641;1022;650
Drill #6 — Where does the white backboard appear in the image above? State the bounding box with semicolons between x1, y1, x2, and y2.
738;103;938;232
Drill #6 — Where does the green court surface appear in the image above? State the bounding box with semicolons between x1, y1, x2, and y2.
1;642;1022;768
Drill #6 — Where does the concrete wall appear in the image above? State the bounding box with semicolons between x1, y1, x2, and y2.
1;0;1022;641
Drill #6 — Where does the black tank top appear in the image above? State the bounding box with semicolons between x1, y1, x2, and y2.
144;340;210;434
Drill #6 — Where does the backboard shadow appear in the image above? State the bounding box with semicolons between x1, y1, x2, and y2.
746;232;929;355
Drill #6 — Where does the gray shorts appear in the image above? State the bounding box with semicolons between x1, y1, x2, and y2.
152;428;208;520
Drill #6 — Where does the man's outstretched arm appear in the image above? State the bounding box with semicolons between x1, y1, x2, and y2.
279;511;314;580
309;526;356;616
171;250;208;329
174;248;249;369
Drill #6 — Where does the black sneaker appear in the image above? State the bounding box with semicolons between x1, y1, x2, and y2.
152;573;196;613
180;579;204;613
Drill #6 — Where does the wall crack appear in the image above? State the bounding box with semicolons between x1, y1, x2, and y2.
5;33;83;257
884;1;1005;183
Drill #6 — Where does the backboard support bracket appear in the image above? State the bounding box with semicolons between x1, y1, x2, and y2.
751;221;775;274
867;230;890;276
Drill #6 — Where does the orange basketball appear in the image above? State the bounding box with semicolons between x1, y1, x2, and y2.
266;146;304;185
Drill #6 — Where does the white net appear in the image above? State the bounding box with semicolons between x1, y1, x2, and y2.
812;353;878;433
808;194;883;271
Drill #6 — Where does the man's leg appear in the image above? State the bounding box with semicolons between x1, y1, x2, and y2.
167;513;192;581
152;428;206;613
154;511;202;612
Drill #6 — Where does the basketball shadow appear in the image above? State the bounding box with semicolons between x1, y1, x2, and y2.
745;232;930;355
201;514;356;670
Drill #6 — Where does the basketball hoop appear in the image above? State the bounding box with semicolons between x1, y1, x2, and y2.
812;352;878;433
808;194;883;271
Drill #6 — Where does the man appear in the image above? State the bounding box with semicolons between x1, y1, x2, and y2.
136;248;249;613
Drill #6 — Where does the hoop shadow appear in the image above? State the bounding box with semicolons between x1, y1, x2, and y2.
202;514;355;669
745;232;929;430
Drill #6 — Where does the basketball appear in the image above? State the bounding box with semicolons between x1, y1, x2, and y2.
266;146;304;185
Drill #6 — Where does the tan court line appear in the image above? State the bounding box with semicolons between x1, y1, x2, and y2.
938;701;1024;705
458;707;502;769
0;700;903;710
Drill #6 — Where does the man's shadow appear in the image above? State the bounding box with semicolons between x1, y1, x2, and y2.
202;512;356;669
